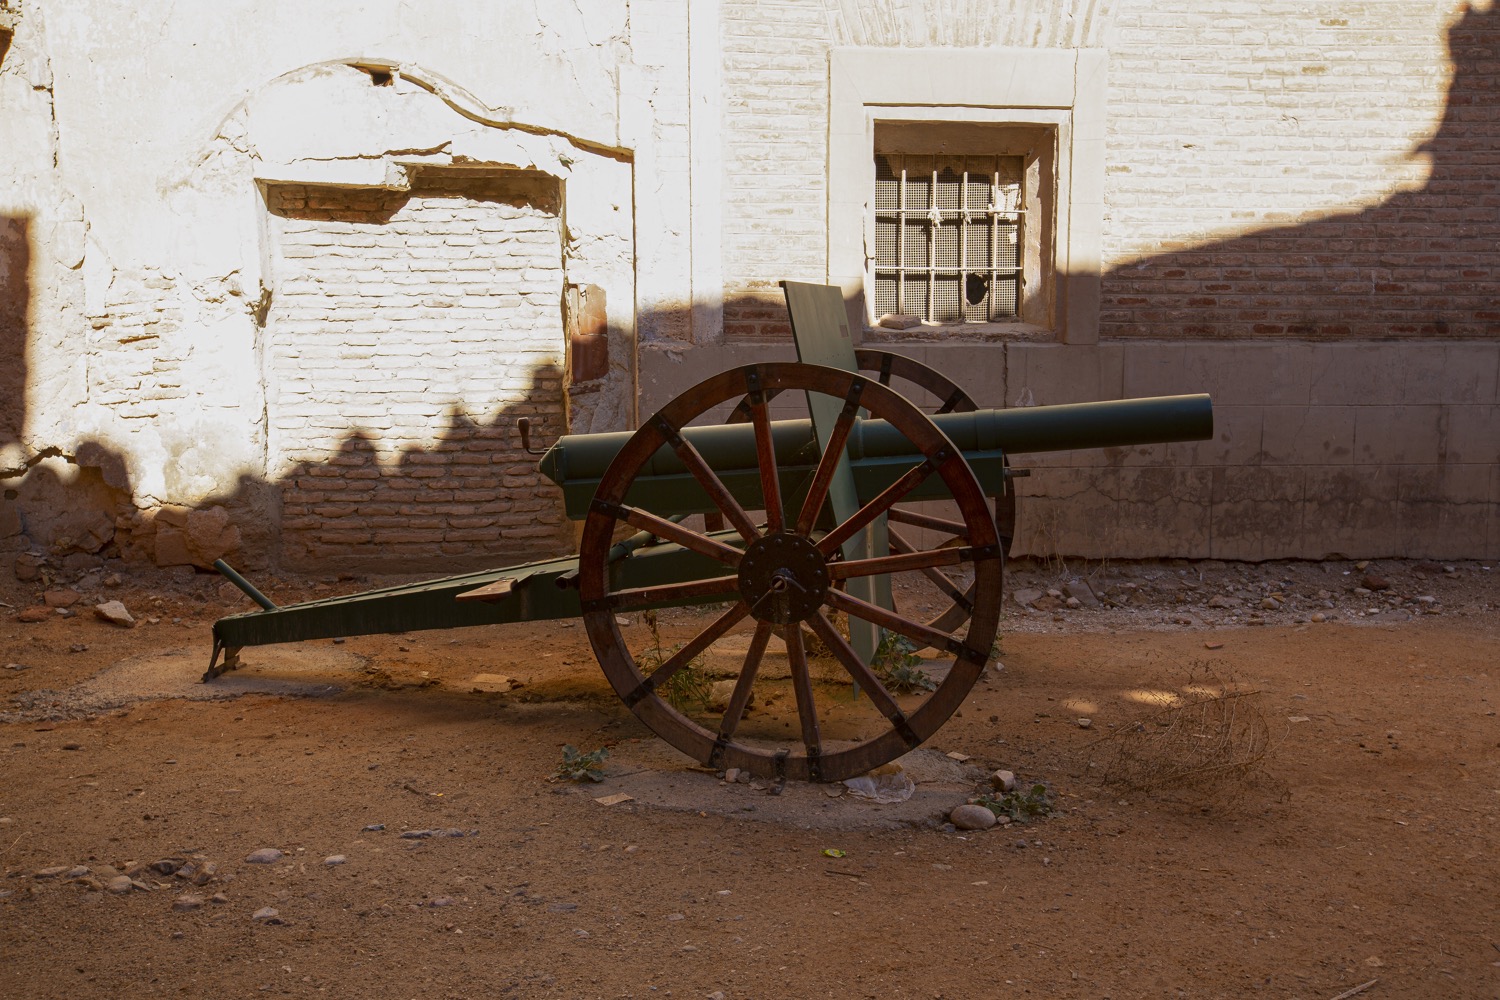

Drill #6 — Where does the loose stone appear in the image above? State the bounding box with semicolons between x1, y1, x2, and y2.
324;855;346;866
990;769;1017;793
93;600;136;627
244;848;283;864
106;875;135;893
950;803;999;831
173;894;205;912
1077;718;1093;729
43;589;81;608
251;906;283;924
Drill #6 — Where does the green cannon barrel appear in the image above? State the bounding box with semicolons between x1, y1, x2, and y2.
540;394;1212;519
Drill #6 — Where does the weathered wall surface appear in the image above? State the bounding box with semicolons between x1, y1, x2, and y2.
640;0;1499;560
3;0;1496;573
0;1;652;573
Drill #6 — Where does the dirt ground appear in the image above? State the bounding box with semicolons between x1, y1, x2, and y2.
1;555;1497;999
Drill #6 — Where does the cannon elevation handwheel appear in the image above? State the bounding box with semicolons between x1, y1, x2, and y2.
576;362;1003;782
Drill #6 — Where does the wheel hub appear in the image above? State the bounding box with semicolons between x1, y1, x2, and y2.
737;532;829;624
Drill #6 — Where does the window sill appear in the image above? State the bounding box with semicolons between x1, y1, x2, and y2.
862;321;1053;344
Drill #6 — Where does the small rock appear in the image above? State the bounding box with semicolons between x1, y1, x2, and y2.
1310;612;1327;623
1077;718;1092;729
722;768;740;784
93;600;136;627
324;855;346;866
950;803;998;831
250;906;283;924
1064;596;1081;609
1011;587;1044;609
17;607;50;623
68;644;88;653
1362;575;1390;591
106;875;135;894
1260;597;1280;611
34;865;71;879
1207;595;1242;609
244;848;283;864
190;862;219;886
876;313;922;330
43;589;82;608
1063;580;1099;606
990;769;1017;793
362;824;385;832
400;829;435;840
4;662;29;671
150;858;182;876
210;893;229;905
103;573;122;587
14;552;45;581
173;894;205;912
65;866;90;879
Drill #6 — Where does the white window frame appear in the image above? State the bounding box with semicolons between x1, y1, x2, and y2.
829;48;1107;344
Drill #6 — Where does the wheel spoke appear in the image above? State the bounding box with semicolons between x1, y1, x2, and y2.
605;574;741;612
817;459;937;556
805;611;912;734
614;504;743;567
824;586;963;657
826;546;970;580
793;391;862;537
747;390;784;533
887;526;975;609
887;506;970;539
784;624;821;759
663;424;760;542
718;620;772;740
643;601;750;687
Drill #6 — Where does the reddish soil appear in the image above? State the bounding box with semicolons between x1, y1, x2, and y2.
1;558;1497;999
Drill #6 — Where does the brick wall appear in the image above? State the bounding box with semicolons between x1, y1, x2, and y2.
265;174;571;571
720;1;831;340
1101;2;1484;339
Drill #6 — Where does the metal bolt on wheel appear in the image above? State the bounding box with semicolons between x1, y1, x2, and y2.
577;362;1003;782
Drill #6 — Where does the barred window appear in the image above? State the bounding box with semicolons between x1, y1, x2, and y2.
872;154;1024;325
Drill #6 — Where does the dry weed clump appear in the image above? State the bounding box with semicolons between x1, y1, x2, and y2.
1081;666;1279;811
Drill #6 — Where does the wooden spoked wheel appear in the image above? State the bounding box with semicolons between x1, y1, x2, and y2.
577;362;1004;782
724;349;1014;634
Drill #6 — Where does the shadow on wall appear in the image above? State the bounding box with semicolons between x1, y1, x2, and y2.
4;9;1497;577
1101;5;1500;340
217;362;572;576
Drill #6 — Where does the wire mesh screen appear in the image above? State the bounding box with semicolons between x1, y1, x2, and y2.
871;153;1024;325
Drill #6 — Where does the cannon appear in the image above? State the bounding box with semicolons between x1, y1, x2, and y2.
209;282;1212;783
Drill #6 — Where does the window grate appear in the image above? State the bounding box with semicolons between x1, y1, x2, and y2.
872;154;1024;325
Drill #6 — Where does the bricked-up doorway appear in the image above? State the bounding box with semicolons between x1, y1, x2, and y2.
262;171;572;572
